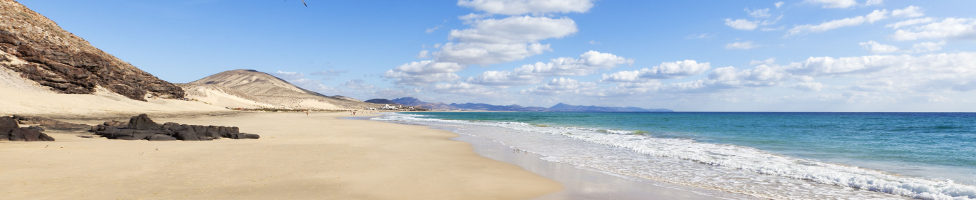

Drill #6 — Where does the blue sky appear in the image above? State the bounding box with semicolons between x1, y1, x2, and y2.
18;0;976;111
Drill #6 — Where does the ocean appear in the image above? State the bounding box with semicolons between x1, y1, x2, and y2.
373;112;976;199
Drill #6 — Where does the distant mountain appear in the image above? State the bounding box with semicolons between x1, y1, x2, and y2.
547;103;671;112
390;97;453;110
449;103;547;112
364;99;396;104
180;69;378;110
381;97;671;112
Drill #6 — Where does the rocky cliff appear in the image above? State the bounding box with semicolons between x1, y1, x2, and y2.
0;0;183;101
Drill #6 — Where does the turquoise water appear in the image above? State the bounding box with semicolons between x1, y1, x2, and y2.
378;112;976;199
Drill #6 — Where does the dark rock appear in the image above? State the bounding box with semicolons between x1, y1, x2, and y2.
1;116;54;141
0;1;185;101
12;115;92;131
147;134;176;141
0;116;17;131
8;127;54;141
128;114;159;130
174;129;199;141
91;114;258;141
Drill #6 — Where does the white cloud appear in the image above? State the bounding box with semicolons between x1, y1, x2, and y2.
788;9;888;35
468;51;631;86
449;16;577;43
417;50;430;58
726;41;758;50
788;55;905;75
886;17;934;29
602;60;711;82
912;41;945;53
436;16;578;65
384;60;464;85
522;77;597;95
805;0;857;8
433;82;498;95
436;42;551;66
865;0;883;6
747;8;771;18
892;18;976;41
775;1;785;8
859;40;900;54
725;18;759;30
891;5;923;18
457;0;595;15
425;25;441;33
795;81;825;91
750;58;776;66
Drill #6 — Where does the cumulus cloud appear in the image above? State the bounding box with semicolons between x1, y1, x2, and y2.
795;81;825;91
433;81;498;95
865;0;883;6
859;40;900;54
602;60;710;82
522;77;597;95
805;0;857;8
725;18;759;30
457;0;594;15
788;9;888;35
468;50;631;86
726;41;758;50
912;41;945;53
436;16;578;65
384;60;464;85
775;1;785;8
886;17;934;29
747;8;771;18
891;5;923;18
892;18;976;41
787;52;976;77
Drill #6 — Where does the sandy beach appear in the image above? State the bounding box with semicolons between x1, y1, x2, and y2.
0;112;560;199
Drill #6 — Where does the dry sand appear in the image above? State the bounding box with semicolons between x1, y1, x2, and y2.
0;112;561;199
0;66;227;117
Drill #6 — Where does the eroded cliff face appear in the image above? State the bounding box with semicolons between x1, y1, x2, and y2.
0;0;183;100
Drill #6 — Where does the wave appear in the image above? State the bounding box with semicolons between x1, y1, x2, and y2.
374;113;976;200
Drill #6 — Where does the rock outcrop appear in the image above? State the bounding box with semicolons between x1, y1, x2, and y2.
12;115;92;131
0;0;184;101
1;116;54;141
91;114;259;141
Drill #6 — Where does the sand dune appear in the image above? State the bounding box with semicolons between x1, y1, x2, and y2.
0;66;225;117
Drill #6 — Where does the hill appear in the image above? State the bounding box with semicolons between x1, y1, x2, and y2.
0;0;183;100
181;69;379;110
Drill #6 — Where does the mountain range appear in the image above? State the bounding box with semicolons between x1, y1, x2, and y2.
366;97;672;112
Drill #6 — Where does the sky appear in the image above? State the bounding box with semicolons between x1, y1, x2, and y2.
17;0;976;111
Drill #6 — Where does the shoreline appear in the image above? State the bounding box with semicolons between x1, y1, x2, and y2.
366;114;750;200
0;112;560;199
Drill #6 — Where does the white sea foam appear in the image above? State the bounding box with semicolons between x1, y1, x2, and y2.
374;113;976;200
